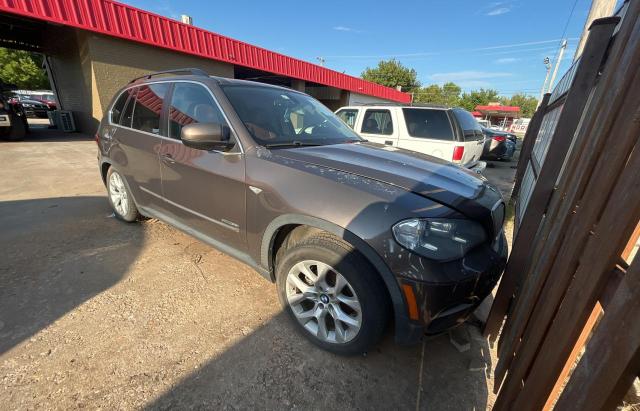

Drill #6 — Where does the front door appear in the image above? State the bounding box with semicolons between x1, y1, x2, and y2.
159;82;246;250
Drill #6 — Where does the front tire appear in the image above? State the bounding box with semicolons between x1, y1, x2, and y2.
106;167;139;222
276;233;389;355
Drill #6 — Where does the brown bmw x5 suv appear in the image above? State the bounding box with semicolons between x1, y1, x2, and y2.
97;68;507;355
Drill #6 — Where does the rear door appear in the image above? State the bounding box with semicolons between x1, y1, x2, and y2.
159;81;246;250
452;108;485;166
110;83;168;209
397;108;455;160
358;108;398;146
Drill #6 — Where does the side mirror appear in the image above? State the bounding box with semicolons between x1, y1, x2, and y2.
180;122;234;151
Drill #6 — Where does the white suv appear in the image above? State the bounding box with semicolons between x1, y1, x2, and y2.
336;105;486;172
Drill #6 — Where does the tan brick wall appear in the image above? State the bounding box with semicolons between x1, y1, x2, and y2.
46;29;234;134
88;34;234;122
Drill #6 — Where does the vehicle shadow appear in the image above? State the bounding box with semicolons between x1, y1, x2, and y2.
145;310;491;411
0;195;144;354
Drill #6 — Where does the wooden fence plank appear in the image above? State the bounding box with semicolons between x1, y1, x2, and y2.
483;18;617;344
554;258;640;411
511;93;550;199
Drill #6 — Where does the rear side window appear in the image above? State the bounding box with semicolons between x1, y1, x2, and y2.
131;83;169;135
119;87;137;128
336;109;358;129
110;92;129;124
402;108;454;140
361;109;393;135
453;108;483;141
168;83;225;140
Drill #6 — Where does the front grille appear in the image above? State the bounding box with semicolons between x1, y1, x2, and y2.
491;201;505;237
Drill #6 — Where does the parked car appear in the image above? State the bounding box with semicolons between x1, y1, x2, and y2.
97;70;507;355
30;93;57;110
477;119;491;128
335;104;486;173
481;126;516;161
0;86;29;141
14;95;50;118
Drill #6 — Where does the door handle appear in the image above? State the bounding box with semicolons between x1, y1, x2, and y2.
161;153;176;163
385;140;393;145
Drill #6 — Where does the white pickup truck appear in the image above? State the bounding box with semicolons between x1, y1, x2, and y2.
336;104;486;173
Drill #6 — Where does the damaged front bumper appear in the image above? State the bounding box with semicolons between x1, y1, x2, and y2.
392;231;508;343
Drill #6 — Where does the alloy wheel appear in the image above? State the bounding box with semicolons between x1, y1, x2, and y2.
109;171;129;216
286;260;362;344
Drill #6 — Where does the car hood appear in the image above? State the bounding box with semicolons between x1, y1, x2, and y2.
271;142;501;218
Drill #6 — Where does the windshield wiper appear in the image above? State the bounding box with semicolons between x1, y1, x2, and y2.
263;141;323;148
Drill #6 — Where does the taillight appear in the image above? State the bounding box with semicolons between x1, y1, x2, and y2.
452;146;464;162
493;136;506;142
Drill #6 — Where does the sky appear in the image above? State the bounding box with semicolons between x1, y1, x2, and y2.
123;0;612;97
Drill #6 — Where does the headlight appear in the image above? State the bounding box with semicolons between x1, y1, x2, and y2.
23;103;33;107
392;218;487;261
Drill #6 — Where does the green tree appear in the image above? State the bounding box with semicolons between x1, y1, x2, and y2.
413;82;461;107
458;88;500;112
361;59;420;91
0;48;49;90
500;93;538;117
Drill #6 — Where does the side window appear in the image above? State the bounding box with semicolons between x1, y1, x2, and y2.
402;108;454;141
168;83;226;140
453;108;483;141
336;109;358;129
111;92;129;124
131;83;169;135
361;109;393;135
120;87;137;128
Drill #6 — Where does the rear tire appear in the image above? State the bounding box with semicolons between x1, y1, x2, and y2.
276;233;389;355
106;167;139;222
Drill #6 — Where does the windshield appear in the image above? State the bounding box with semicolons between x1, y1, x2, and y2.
221;85;362;147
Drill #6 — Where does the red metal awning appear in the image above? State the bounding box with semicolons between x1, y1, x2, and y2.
0;0;411;103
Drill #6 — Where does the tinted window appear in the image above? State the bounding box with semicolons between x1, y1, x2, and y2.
336;109;358;129
221;85;360;146
131;83;169;134
110;92;129;124
361;109;393;135
453;108;483;141
168;83;225;140
120;87;137;128
402;108;454;140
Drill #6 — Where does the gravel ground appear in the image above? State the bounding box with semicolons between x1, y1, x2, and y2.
0;127;517;410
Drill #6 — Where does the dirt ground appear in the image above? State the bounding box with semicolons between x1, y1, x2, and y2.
0;125;517;410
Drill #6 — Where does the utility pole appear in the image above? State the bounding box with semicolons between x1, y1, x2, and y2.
573;0;616;61
538;57;552;107
548;39;567;93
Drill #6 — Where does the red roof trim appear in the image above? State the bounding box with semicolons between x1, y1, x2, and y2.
474;105;521;113
0;0;410;103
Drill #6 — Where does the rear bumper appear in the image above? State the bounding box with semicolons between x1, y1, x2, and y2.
393;231;508;343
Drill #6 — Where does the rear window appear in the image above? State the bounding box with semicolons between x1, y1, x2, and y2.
361;109;393;135
110;92;129;124
119;87;137;128
402;108;453;140
131;83;169;135
336;109;358;129
453;108;483;141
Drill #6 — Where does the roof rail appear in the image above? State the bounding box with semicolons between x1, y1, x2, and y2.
129;68;208;83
